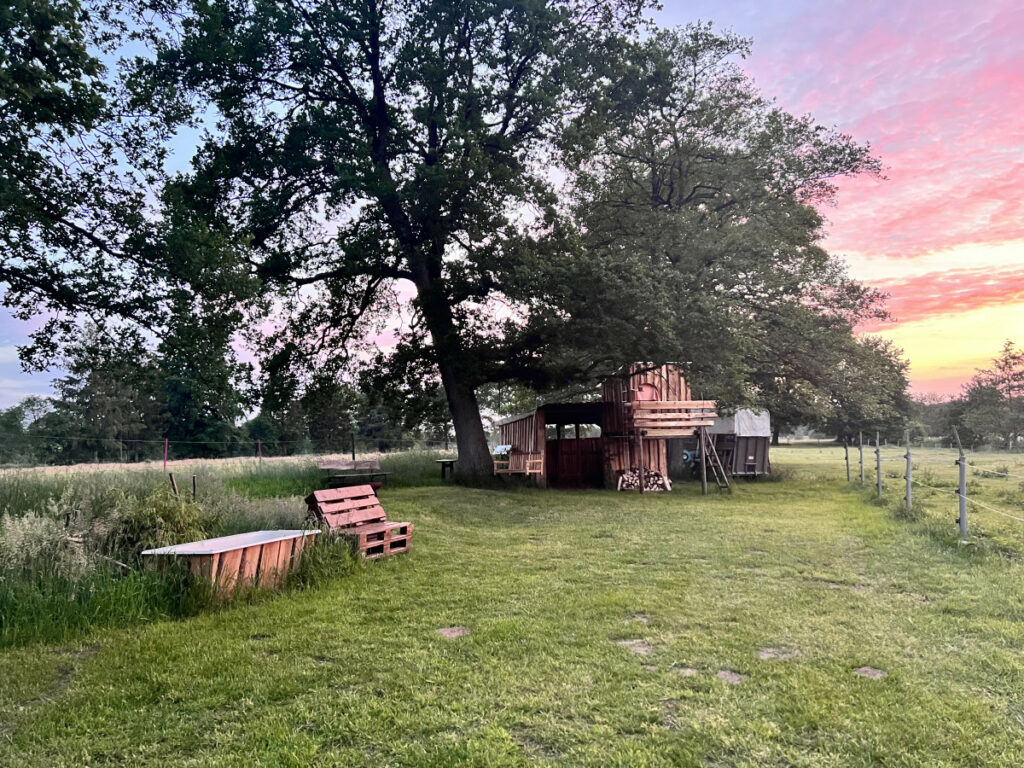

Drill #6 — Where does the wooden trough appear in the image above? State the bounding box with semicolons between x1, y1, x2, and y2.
142;529;319;598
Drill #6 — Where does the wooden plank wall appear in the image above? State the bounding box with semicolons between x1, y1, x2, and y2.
498;411;547;485
601;364;691;435
599;364;684;486
499;413;539;452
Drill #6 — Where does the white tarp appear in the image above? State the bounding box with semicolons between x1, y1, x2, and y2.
708;408;772;437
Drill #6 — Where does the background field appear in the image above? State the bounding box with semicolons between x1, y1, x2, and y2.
2;447;1024;766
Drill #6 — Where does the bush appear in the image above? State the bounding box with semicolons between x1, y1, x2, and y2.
100;487;212;564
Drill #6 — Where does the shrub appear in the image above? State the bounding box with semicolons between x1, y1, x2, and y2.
101;488;211;563
0;511;92;582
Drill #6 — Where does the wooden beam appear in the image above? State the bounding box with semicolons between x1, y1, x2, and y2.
632;420;716;430
630;400;717;410
636;428;697;437
629;411;718;421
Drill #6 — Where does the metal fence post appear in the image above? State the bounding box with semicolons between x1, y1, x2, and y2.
859;431;865;486
953;427;968;540
875;431;882;498
904;429;912;513
844;438;851;482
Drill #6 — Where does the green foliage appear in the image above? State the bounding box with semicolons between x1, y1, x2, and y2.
286;535;359;591
0;562;208;649
221;462;323;500
101;487;210;563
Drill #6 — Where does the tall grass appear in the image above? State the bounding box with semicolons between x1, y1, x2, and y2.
0;563;206;648
0;454;461;647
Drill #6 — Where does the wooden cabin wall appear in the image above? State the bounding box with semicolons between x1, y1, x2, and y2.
499;414;540;453
601;365;690;408
498;411;547;486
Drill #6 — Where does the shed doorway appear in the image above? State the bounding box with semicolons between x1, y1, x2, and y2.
543;422;604;488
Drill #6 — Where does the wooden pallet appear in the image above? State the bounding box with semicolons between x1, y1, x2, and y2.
305;485;412;559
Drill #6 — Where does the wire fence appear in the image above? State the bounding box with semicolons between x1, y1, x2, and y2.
790;431;1024;551
0;431;458;472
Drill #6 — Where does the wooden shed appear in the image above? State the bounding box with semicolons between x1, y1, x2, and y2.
496;365;717;490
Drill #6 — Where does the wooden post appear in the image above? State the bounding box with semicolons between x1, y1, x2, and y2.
192;474;197;502
844;438;851;482
163;438;168;471
636;428;645;494
257;439;262;467
700;428;708;496
351;432;356;460
168;473;179;499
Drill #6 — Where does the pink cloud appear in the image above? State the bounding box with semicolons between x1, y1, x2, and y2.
858;266;1024;330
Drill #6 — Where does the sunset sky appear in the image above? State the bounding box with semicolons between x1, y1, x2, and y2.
0;0;1020;406
658;0;1024;396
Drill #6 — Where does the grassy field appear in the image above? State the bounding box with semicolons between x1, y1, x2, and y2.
2;447;1024;765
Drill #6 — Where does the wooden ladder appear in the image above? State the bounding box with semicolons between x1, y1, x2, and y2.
701;428;731;491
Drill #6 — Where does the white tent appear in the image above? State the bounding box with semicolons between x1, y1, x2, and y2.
708;409;771;437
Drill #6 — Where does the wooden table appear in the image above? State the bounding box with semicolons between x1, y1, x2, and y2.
436;459;456;480
142;530;319;599
318;460;391;488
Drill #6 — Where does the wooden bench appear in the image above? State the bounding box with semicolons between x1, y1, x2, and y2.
142;530;319;599
493;447;543;476
305;485;412;560
317;459;391;489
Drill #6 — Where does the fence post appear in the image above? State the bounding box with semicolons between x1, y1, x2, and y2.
859;431;865;486
954;427;968;540
904;429;912;513
844;438;851;482
875;431;882;498
163;438;168;471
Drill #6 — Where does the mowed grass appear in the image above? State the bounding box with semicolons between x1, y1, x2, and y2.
3;450;1024;765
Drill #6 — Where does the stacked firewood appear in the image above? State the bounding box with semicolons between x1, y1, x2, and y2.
616;468;673;492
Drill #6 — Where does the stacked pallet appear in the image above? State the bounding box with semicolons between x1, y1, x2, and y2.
617;468;672;492
305;485;412;560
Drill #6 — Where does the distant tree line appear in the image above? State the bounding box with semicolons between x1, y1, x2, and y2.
911;342;1024;450
0;327;453;466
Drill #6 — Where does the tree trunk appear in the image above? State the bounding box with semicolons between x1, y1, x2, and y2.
771;427;780;446
410;256;493;482
437;356;493;482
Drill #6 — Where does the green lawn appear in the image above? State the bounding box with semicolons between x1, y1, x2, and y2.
3;449;1024;766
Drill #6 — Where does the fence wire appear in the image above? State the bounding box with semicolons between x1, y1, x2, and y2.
793;443;1024;548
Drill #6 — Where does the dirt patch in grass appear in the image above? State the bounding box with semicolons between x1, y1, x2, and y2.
854;666;886;679
615;638;652;655
758;647;801;661
716;669;746;684
672;665;699;677
436;626;469;639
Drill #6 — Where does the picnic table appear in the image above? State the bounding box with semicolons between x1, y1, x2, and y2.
435;458;456;480
317;459;391;489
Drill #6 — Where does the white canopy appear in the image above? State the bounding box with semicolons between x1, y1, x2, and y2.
708;408;771;437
